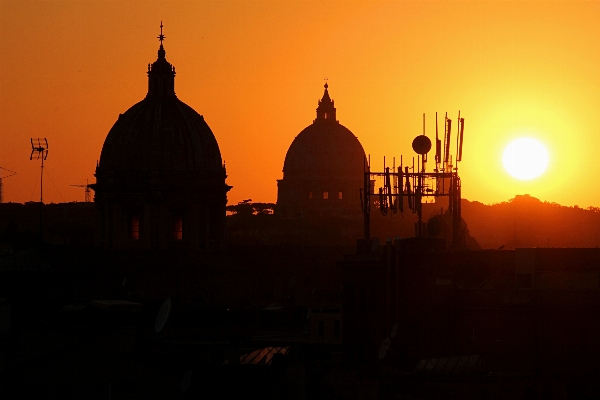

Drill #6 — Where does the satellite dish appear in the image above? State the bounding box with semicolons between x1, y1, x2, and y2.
378;337;391;359
155;298;172;333
412;135;432;155
181;370;192;392
370;237;380;253
391;323;398;338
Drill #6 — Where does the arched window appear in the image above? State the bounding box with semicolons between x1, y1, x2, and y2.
324;112;328;120
174;216;183;240
323;192;329;199
129;215;140;240
308;192;313;199
338;191;343;200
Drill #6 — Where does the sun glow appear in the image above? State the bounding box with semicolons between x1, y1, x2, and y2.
502;138;549;180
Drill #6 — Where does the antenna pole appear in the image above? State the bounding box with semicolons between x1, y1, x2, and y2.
40;155;44;203
30;138;49;242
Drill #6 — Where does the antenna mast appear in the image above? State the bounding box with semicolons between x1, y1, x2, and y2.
30;138;49;203
30;138;48;242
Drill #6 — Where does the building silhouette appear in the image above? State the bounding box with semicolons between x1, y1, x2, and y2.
277;83;366;219
92;29;230;251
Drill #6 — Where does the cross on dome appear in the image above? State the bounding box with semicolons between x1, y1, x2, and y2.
158;21;165;44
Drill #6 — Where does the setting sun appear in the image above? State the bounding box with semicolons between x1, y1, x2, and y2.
502;138;549;180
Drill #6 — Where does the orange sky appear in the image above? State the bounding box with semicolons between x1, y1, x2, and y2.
1;1;599;208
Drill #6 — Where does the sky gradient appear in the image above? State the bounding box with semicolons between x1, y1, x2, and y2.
1;0;599;207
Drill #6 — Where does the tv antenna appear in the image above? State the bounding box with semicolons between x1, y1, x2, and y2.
30;138;49;203
0;167;17;204
71;179;92;202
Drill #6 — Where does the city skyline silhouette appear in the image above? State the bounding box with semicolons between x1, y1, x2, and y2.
1;1;599;208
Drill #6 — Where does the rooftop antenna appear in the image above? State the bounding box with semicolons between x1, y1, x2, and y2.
0;167;17;204
443;113;452;167
422;113;427;170
70;179;92;202
455;111;464;167
435;112;441;171
30;138;49;203
30;138;48;242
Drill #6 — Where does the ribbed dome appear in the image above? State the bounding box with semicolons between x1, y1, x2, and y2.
99;97;222;173
283;122;366;177
283;83;366;178
98;36;222;174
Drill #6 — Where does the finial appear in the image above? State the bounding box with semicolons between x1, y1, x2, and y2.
324;77;328;90
158;21;165;44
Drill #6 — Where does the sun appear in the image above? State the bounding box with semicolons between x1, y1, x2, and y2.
502;137;549;180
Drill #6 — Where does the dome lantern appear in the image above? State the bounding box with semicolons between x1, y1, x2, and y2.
146;22;176;98
315;82;336;122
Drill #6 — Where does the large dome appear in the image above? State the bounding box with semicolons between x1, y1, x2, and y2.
93;27;230;252
98;42;222;174
99;97;222;173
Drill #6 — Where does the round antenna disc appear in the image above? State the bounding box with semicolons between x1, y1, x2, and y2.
412;135;432;155
155;298;172;333
378;337;391;359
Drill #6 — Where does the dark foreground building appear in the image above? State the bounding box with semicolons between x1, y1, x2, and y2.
342;242;600;398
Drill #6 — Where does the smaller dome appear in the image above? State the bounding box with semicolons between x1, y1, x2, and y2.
282;83;366;179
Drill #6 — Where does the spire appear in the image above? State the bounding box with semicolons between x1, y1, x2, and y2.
316;80;336;122
147;22;176;98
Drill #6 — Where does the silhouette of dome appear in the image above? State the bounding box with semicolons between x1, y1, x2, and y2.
99;41;222;173
93;24;230;252
277;83;366;218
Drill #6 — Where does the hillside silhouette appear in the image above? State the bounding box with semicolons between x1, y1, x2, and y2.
463;194;600;249
225;195;600;250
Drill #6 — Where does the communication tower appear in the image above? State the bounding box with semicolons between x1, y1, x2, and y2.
361;112;466;248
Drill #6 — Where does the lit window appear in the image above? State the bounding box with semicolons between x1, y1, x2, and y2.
130;215;140;240
323;192;329;199
174;216;183;240
338;191;343;200
324;112;328;119
318;320;325;339
309;192;313;199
